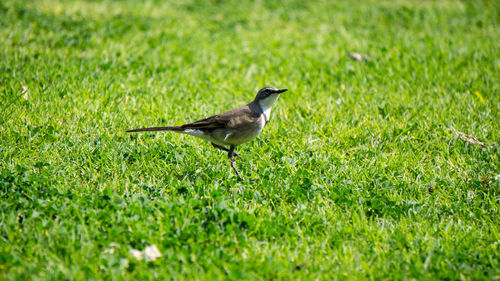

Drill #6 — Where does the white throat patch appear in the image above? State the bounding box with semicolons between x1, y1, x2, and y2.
259;94;280;122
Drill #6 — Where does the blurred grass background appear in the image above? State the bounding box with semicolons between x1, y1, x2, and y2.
0;0;499;280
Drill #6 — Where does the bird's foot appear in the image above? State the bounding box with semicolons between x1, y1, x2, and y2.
229;159;242;180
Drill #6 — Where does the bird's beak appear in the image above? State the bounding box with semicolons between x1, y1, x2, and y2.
277;89;288;94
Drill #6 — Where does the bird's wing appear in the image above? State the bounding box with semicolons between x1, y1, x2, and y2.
180;114;227;130
180;104;258;131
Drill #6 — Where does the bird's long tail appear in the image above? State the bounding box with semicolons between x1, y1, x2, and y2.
126;126;184;133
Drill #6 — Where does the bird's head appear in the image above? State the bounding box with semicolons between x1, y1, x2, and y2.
254;87;287;110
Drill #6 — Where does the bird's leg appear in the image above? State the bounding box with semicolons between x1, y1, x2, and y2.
211;143;242;159
228;145;242;179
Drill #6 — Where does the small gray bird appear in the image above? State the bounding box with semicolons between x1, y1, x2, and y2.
127;87;287;178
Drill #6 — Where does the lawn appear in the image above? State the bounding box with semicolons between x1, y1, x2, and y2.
0;0;499;280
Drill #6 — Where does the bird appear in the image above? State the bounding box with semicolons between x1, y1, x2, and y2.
126;87;287;179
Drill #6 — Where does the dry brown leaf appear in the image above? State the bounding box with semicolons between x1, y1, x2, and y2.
453;128;486;147
22;86;29;100
144;245;162;262
348;52;371;62
129;244;162;262
129;249;143;260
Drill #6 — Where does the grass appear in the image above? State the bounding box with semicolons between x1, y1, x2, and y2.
0;0;499;279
